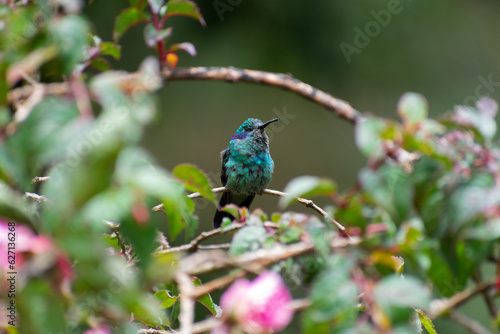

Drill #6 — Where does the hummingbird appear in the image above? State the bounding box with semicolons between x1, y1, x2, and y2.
213;118;280;228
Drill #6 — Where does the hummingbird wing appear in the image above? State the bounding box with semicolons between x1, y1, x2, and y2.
214;149;229;228
214;149;256;228
220;149;229;186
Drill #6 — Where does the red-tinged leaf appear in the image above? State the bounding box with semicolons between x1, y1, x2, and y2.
165;0;206;26
114;8;148;42
221;204;240;221
167;42;196;56
99;42;121;60
192;277;222;317
416;309;437;334
130;0;148;9
153;290;178;309
173;163;215;205
89;57;112;72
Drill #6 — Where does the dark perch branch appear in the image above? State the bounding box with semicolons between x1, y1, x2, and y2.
8;66;362;124
161;67;361;124
429;280;496;319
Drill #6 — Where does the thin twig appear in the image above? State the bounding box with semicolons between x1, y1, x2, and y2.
155;223;245;254
25;192;46;203
290;298;312;312
261;188;349;236
31;176;50;183
448;310;492;334
176;271;196;334
429;280;496;319
104;220;132;263
153;187;349;236
472;273;498;318
190;269;247;299
70;74;93;119
198;243;231;251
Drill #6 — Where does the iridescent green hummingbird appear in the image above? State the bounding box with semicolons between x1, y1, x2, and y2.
213;118;280;228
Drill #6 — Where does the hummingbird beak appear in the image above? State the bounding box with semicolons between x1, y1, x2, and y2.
258;118;280;130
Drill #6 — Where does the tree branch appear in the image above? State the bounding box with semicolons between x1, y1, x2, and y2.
429;280;496;319
176;271;196;334
448;310;493;334
155;222;245;254
153;187;350;236
472;272;498;318
261;188;349;236
8;66;362;124
177;235;361;277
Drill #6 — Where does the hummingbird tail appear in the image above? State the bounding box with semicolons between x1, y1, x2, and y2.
213;192;256;228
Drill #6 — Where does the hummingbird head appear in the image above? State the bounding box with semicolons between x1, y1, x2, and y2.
231;118;280;145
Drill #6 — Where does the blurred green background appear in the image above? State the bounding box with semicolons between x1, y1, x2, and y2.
84;1;500;332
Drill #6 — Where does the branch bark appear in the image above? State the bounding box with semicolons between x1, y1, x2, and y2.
8;66;362;124
429;280;496;319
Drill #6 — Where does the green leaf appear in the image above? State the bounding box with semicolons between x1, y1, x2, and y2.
90;57;111;72
100;42;121;60
148;0;165;13
143;24;172;48
114;8;148;42
192;277;222;317
153;290;178;309
416;309;437;334
173;163;215;205
130;0;148;9
17;280;66;333
374;275;430;325
6;97;79;190
165;0;206;26
162;180;196;240
0;180;35;224
229;225;267;255
445;173;498;233
49;15;89;74
360;165;412;224
221;204;240;222
355;115;387;159
398;93;428;126
279;176;336;208
120;214;158;269
305;254;358;329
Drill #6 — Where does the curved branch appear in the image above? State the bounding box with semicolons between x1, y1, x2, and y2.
8;66;362;124
161;67;361;124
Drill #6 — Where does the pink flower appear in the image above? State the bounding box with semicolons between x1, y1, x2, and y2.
83;325;111;334
217;271;293;334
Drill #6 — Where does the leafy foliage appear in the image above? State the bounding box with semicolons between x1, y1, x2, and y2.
1;2;499;334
